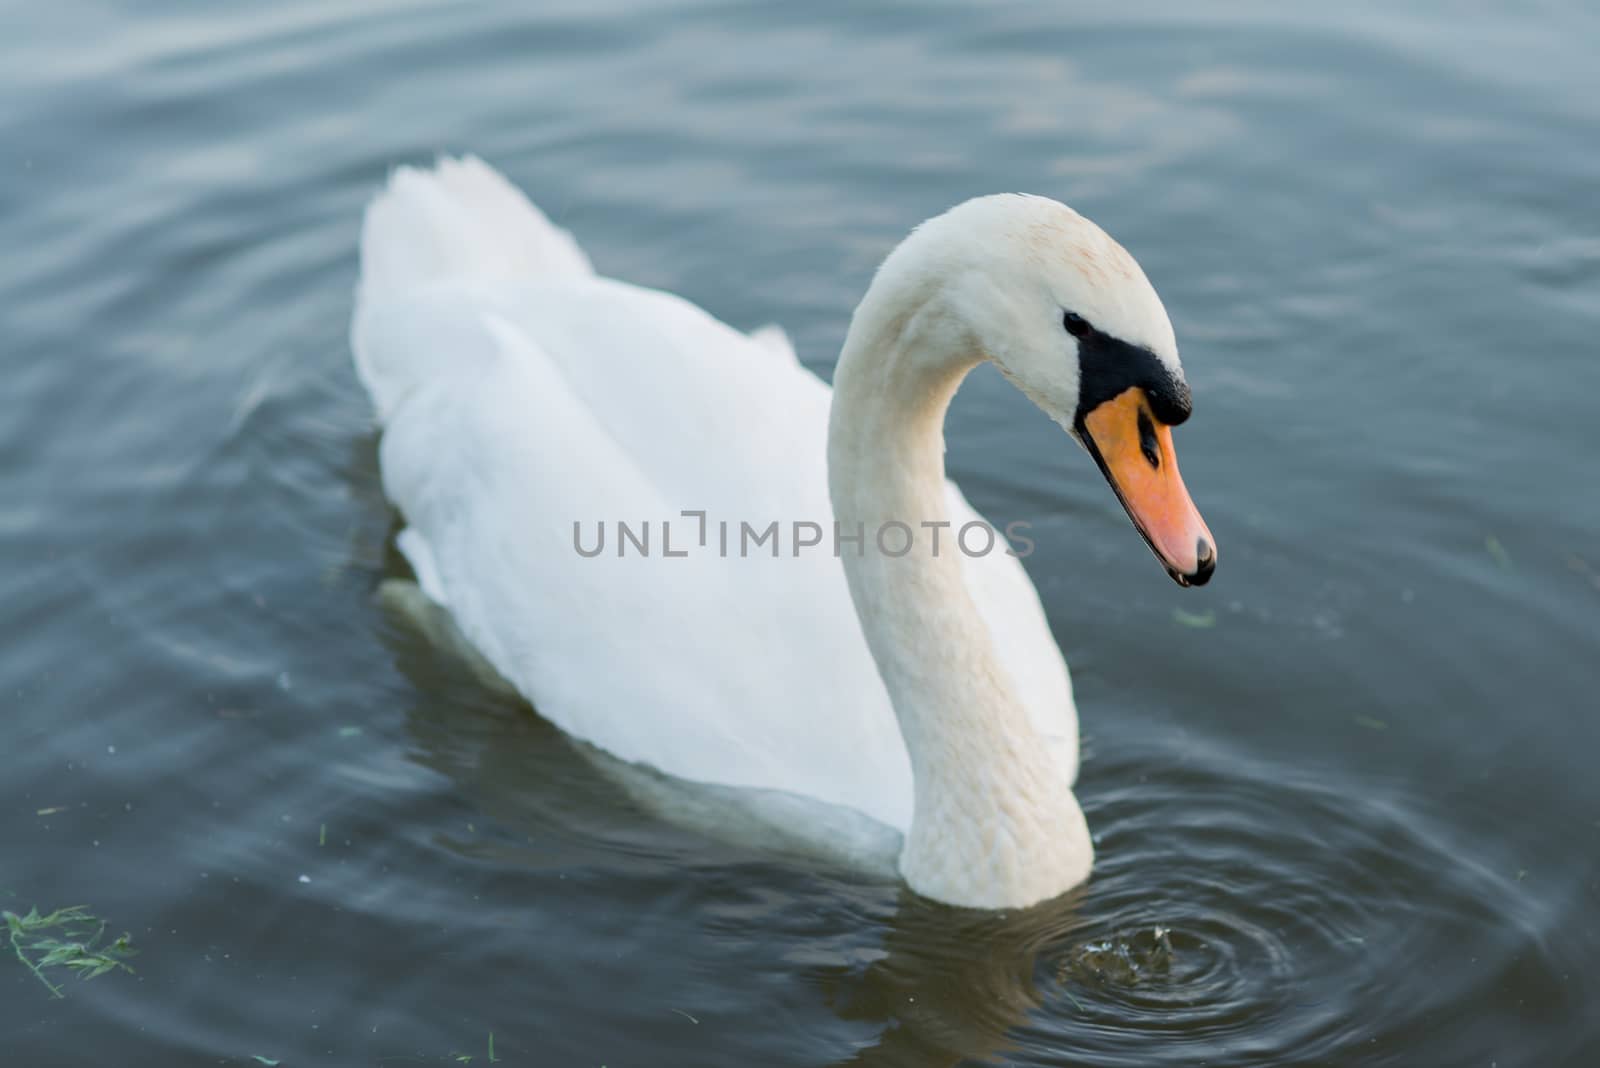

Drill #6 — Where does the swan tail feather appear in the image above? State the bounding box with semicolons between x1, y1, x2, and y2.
358;155;591;299
352;156;591;421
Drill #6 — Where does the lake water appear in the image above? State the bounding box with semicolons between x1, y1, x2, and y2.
5;2;1599;1065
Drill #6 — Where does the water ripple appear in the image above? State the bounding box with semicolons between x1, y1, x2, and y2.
1012;751;1581;1065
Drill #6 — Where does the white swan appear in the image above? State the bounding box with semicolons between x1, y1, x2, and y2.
352;157;1214;909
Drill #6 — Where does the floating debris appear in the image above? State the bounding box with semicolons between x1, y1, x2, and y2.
1485;535;1512;570
1064;926;1174;987
1566;554;1600;592
1171;607;1217;629
3;904;136;998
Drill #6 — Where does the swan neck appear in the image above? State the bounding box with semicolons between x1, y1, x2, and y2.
826;272;1088;908
827;289;988;727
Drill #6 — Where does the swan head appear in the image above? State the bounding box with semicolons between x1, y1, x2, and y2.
897;194;1216;586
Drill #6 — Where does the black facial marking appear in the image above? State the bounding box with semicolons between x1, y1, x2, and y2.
1137;409;1160;469
1064;311;1191;430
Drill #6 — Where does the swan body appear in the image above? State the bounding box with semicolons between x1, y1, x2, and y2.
352;157;1212;908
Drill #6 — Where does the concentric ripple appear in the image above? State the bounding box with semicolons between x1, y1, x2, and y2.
776;743;1591;1068
1003;746;1587;1066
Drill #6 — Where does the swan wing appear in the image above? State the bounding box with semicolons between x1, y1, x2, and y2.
352;159;914;830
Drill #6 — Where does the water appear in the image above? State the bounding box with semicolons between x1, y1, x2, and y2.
4;2;1598;1064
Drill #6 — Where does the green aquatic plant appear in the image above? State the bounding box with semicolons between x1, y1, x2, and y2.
450;1032;499;1064
3;904;136;998
1171;606;1217;629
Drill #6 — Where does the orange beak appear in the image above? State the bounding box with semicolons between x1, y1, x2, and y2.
1080;387;1216;586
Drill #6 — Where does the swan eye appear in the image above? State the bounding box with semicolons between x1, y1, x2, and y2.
1063;311;1092;339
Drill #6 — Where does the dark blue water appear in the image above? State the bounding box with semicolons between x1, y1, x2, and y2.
4;2;1598;1065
